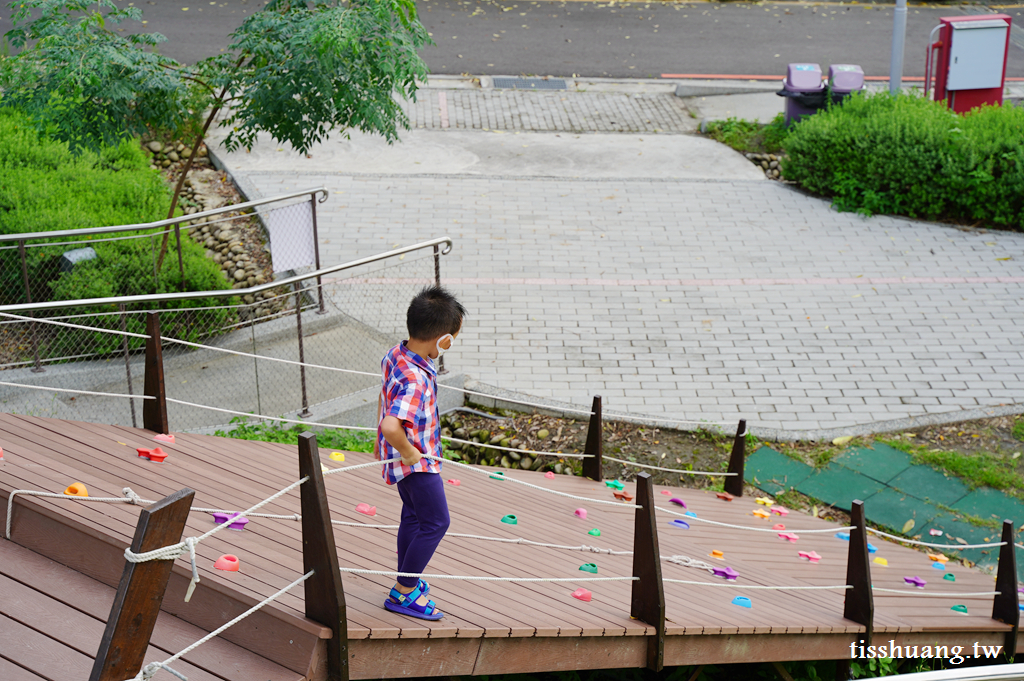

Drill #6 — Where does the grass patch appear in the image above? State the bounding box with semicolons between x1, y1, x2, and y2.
701;113;789;154
215;416;376;452
1012;417;1024;442
877;438;1024;499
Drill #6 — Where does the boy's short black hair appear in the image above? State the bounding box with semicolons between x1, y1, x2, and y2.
407;285;466;341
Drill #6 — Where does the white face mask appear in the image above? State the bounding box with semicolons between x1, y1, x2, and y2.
435;333;454;358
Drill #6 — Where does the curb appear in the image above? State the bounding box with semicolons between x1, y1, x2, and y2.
460;378;1024;442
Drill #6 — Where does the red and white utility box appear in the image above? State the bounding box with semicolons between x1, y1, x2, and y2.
926;14;1012;113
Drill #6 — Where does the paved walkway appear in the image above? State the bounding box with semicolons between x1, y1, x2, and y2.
208;79;1024;434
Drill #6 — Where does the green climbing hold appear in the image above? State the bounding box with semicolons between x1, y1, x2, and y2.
951;604;968;614
490;471;506;481
501;514;517;525
604;480;625;490
943;573;956;582
588;528;601;536
579;563;598;574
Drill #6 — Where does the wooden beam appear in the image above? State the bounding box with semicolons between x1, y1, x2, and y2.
992;519;1020;655
723;419;746;497
142;313;169;434
298;432;349;681
630;472;665;672
843;500;873;645
582;396;603;482
90;487;196;681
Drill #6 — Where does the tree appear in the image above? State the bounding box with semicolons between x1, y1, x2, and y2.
2;0;431;268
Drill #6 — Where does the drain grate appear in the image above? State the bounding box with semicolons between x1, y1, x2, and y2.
492;77;567;90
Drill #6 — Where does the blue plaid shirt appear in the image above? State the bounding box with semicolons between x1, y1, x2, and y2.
376;341;442;485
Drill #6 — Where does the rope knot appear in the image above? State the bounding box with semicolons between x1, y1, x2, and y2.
123;487;144;505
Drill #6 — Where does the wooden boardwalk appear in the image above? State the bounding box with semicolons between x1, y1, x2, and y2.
0;412;1018;679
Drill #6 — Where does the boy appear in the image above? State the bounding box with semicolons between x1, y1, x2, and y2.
376;285;466;620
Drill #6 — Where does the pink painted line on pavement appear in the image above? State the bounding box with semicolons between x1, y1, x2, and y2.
323;276;1024;287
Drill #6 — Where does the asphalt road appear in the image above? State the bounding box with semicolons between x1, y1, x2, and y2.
2;0;1022;78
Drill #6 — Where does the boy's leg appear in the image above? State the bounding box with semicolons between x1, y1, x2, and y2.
395;479;420;588
395;473;450;588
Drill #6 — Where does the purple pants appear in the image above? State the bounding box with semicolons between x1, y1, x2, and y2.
396;472;450;588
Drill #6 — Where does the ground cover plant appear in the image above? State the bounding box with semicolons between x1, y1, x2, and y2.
702;113;788;155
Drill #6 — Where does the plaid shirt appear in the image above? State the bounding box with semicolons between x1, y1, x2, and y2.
377;341;442;485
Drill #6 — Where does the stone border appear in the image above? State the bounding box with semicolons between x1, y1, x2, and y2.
461;378;1024;443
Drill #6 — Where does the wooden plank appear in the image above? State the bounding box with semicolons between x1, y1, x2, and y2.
664;632;855;666
143;313;169;435
298;433;348;681
348;636;481;679
0;611;96;680
630;472;665;670
0;656;47;681
472;636;647;675
91;487;196;681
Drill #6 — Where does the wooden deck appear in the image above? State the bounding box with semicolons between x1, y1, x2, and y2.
0;412;1019;679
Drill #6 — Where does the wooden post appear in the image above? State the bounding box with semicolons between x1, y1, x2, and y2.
298;432;349;681
90;487;195;681
143;313;169;434
631;472;666;672
582;395;603;482
843;500;874;644
723;419;747;497
991;519;1019;655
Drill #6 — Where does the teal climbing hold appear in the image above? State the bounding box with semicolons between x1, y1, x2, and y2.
501;514;517;525
490;471;506;481
588;528;601;537
951;604;968;614
944;573;956;582
579;563;598;574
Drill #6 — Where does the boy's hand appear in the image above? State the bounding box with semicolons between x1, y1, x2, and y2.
401;449;423;467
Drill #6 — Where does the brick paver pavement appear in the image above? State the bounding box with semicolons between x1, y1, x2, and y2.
236;170;1024;432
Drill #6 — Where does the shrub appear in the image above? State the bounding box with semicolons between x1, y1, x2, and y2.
782;92;1024;229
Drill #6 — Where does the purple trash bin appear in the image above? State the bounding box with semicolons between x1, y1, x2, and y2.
777;63;824;126
829;64;865;93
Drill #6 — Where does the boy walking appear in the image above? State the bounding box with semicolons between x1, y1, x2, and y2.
377;285;466;620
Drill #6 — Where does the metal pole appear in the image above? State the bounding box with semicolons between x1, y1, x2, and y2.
175;225;185;292
294;283;311;418
17;240;44;373
251;322;262;417
119;304;137;428
311;194;325;314
889;0;908;95
433;244;447;375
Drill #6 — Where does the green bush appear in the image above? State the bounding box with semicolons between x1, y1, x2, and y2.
0;107;233;358
703;113;789;154
782;92;1024;229
215;417;376;453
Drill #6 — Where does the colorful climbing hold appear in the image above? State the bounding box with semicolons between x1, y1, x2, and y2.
330;452;345;462
755;497;773;506
321;463;330;474
752;509;770;519
574;508;588;519
64;483;88;497
490;471;506;481
660;490;672;495
951;604;968;614
716;492;734;501
904;576;927;588
771;507;789;516
867;543;877;553
943;573;956;582
873;557;888;567
212;512;249;531
136;447;168;463
778;532;799;542
214;554;240;572
545;471;556;479
501;514;517;525
710;550;724;559
835;532;851;541
154;433;175;444
571;588;592;602
929;529;944;536
588;528;601;537
932;562;946;570
355;503;377;517
447;479;461;486
772;524;786;531
928;553;948;563
713;566;738;580
799;551;822;563
732;596;752;608
669;498;687;508
684;511;697;518
579;563;598;574
670;519;690;530
613;490;634;501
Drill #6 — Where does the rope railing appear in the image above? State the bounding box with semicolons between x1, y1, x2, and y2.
606;456;736;476
871;588;1001;597
662;579;853;591
336;566;638;583
658;504;856;534
0;311;151;338
866;527;1008;550
125;570;314;681
0;380;153;402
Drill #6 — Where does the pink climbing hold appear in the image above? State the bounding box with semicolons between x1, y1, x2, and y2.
355;503;377;517
771;507;789;516
661;490;672;495
574;508;588;519
154;433;175;444
799;551;821;563
571;588;592;602
778;532;799;542
772;524;786;531
545;471;556;479
214;554;240;572
447;479;461;486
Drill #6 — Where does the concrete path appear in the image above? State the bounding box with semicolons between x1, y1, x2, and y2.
207;77;1024;435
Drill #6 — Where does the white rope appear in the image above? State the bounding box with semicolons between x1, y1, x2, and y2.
665;555;717;572
0;380;153;401
337;566;638;583
663;578;853;591
658;505;856;534
605;456;736;476
867;527;1007;549
6;487;148;539
126;571;314;681
445;436;592;459
872;588;1001;597
0;311;150;339
421;455;640;509
164;399;378;432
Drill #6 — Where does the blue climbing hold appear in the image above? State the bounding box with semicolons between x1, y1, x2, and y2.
835;532;850;541
732;596;752;608
868;543;877;553
932;562;946;570
670;519;690;530
684;511;697;518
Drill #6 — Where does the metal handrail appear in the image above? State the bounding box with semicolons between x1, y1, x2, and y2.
0;187;329;243
0;237;453;313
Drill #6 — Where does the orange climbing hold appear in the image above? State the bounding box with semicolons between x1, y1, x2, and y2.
64;483;88;497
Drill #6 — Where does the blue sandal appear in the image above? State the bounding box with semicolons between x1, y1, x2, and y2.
384;583;444;621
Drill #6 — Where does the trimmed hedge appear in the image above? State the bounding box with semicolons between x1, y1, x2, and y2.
782;92;1024;230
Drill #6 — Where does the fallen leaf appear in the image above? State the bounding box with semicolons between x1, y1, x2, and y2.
902;519;915;534
997;257;1012;261
956;537;968;545
832;435;853;446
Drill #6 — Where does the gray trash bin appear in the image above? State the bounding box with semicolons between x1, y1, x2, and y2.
828;64;866;104
776;63;825;126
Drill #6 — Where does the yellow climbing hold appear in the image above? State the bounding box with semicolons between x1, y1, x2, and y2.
873;557;888;567
330;452;345;462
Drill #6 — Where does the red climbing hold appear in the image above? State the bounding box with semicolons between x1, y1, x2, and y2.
571;588;592;602
356;503;377;517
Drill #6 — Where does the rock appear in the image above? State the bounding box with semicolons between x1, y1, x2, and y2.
205;238;217;249
176;143;186;153
230;244;244;254
454;428;468;439
243;295;255;305
148;141;163;153
554;463;564;475
508;451;521;462
441;427;452;438
760;161;769;170
223;261;235;270
254;275;266;285
519;457;533;470
167;151;180;162
232;282;245;289
537;428;549;439
510;438;522;447
769;154;777;162
234;270;246;282
769;161;779;169
197;146;208;158
184;178;192;188
213;253;223;264
517;444;528;451
500;455;512;469
489;434;504;445
563;467;573;475
161;159;171;168
500;438;511;448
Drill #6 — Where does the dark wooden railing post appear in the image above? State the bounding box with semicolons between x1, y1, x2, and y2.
724;419;747;497
90;487;195;681
844;500;874;642
582;396;603;482
631;472;666;672
298;432;349;681
143;313;169;434
992;519;1020;655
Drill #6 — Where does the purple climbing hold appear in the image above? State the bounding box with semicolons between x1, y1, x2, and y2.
669;498;687;508
670;519;690;530
713;566;739;581
904;576;927;588
212;512;249;531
